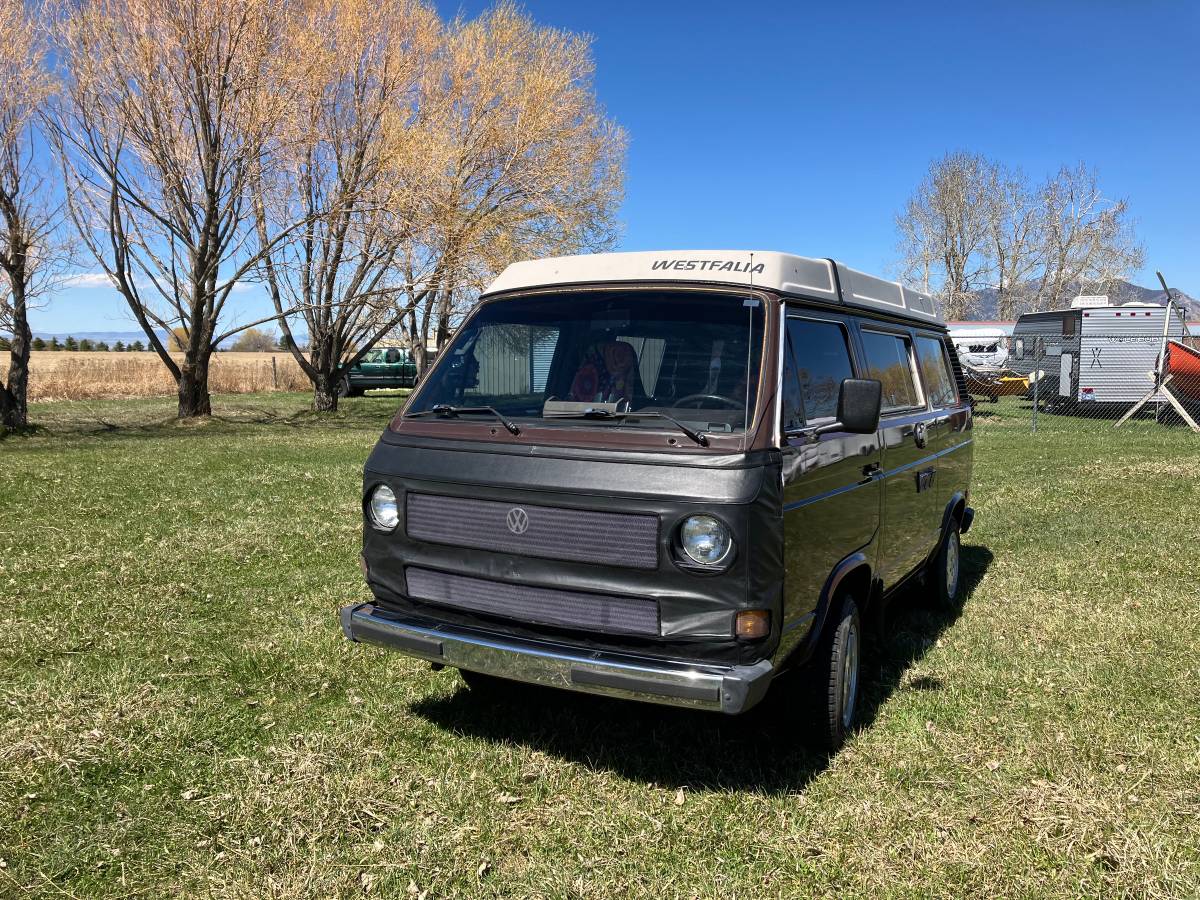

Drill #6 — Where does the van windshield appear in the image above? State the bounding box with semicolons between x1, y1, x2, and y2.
406;291;765;435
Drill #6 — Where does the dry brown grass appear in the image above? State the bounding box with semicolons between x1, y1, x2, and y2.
0;351;311;400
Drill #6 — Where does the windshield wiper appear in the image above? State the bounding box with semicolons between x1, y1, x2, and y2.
405;404;520;435
543;406;708;447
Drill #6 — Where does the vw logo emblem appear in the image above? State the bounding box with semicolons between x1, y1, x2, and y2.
506;507;530;535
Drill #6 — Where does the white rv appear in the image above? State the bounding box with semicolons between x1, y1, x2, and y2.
949;326;1011;369
1009;299;1186;404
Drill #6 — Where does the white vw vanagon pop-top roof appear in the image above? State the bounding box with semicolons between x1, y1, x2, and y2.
486;250;943;325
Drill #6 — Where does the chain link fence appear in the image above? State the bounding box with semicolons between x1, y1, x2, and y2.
956;325;1200;434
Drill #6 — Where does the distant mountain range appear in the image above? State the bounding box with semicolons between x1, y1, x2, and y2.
960;279;1199;321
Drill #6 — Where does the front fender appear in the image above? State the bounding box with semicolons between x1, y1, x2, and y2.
777;550;871;671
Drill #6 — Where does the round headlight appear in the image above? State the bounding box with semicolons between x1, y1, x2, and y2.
680;515;733;566
368;484;399;531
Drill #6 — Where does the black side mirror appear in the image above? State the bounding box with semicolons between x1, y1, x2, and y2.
816;378;882;436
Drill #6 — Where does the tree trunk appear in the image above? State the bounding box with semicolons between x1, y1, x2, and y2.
177;352;212;418
313;371;339;412
0;285;30;429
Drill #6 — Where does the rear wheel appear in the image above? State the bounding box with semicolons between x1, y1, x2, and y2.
932;525;962;610
809;595;862;752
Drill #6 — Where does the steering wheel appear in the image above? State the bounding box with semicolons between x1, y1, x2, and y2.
672;393;744;410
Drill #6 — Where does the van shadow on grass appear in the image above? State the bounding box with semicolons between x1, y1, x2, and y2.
412;545;993;796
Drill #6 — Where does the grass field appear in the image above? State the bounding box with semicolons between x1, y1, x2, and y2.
1;351;311;400
2;395;1198;897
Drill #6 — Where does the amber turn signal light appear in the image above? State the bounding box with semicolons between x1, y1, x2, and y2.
735;609;770;640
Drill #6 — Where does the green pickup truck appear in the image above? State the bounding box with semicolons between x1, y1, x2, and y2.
339;347;418;397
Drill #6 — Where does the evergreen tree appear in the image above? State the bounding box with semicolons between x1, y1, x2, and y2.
49;337;62;351
78;338;95;351
64;336;78;351
131;340;145;352
113;340;125;352
31;337;46;351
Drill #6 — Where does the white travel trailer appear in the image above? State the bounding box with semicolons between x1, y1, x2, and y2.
949;326;1011;369
1008;301;1187;404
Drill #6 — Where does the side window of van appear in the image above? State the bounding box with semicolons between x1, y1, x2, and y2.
915;336;957;408
786;318;855;425
860;330;922;414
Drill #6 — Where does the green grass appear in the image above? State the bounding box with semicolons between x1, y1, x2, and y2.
2;394;1198;897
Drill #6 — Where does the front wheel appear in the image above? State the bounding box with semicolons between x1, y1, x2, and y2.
810;595;862;752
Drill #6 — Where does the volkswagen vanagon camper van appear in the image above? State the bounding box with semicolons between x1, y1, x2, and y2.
341;251;974;749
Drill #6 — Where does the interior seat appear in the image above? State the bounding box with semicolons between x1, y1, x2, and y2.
567;340;644;404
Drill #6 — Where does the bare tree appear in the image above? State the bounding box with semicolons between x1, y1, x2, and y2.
253;0;441;411
51;0;305;418
229;327;277;352
897;151;994;319
1025;163;1144;311
899;155;1143;320
0;0;63;429
985;163;1043;320
398;2;626;370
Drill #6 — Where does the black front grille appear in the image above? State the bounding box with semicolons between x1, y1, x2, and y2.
405;568;660;636
405;493;659;569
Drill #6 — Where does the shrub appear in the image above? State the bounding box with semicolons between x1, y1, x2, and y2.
230;327;278;353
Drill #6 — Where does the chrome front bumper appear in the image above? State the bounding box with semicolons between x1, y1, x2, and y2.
340;603;774;714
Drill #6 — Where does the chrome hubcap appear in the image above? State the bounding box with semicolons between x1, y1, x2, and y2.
841;622;859;729
946;532;960;599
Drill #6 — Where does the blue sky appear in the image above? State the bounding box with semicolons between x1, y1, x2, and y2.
35;0;1200;333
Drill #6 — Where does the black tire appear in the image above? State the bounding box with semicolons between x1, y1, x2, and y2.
337;376;353;398
931;525;962;610
810;595;862;752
